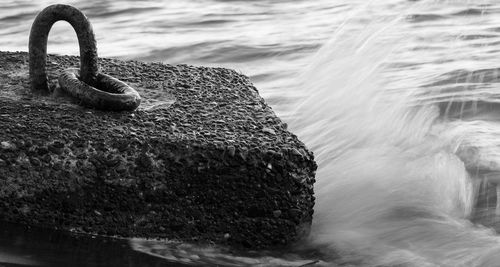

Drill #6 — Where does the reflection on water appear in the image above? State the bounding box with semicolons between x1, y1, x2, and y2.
0;221;193;267
0;221;327;267
130;239;327;267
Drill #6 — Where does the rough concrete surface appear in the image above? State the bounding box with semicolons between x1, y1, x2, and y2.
0;51;316;248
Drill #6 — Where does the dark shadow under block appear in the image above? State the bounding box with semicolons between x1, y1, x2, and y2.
0;51;316;248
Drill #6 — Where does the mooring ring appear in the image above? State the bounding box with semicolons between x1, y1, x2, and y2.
59;68;141;111
29;4;141;111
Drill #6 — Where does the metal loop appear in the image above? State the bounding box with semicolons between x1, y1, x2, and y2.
59;68;141;111
29;4;141;111
29;4;98;93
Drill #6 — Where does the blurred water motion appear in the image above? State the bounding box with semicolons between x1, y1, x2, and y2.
4;0;500;266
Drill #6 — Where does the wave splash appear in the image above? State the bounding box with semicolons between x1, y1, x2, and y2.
289;3;500;266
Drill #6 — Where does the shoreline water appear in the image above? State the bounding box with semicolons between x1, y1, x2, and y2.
4;0;500;266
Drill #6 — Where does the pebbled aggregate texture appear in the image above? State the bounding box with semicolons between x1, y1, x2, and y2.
0;51;316;249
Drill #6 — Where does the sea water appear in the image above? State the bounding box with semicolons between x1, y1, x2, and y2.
2;0;500;266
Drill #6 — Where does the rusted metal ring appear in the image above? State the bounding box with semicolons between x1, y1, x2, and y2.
29;4;141;111
59;68;141;111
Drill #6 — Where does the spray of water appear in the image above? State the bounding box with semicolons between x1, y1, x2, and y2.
289;2;500;266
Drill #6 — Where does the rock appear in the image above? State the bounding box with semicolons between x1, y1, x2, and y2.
273;210;282;218
0;51;317;249
262;127;276;135
227;145;236;157
29;157;41;167
135;152;154;170
144;121;155;127
0;141;16;151
37;147;49;155
48;141;64;155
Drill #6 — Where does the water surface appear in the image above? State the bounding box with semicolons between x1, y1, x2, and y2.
3;0;500;266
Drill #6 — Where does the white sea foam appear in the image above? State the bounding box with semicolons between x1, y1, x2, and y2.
290;1;500;266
